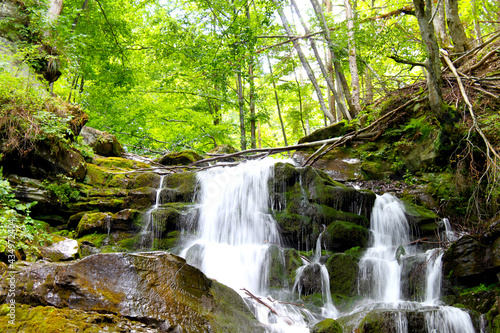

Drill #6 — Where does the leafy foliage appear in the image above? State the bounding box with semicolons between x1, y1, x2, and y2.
0;170;49;260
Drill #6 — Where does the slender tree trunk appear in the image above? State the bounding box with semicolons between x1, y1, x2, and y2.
413;0;444;117
246;4;256;148
472;0;483;46
257;120;262;148
364;70;373;104
294;69;307;136
344;0;361;114
237;72;246;150
310;0;356;120
324;0;338;122
445;0;469;53
72;0;89;31
290;0;348;123
273;0;331;124
267;57;288;147
431;0;449;46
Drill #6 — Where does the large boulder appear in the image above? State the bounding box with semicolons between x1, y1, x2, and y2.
0;252;264;333
80;126;124;157
158;150;203;166
442;229;500;287
271;163;374;251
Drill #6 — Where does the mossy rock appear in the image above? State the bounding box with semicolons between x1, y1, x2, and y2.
93;156;150;170
0;304;158;333
0;252;265;332
134;171;161;188
326;252;360;298
69;197;126;213
80;126;125;157
160;172;197;203
311;318;343;333
297;121;354;144
324;221;369;252
76;212;112;237
159;150;203;166
361;161;392;180
125;187;156;209
83;163;112;187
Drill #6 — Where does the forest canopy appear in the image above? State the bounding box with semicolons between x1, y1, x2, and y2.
3;0;500;154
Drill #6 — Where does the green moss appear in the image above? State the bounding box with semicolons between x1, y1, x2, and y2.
134;172;161;188
76;212;110;237
0;304;144;333
326;252;360;298
94;156;150;170
158;150;203;166
83;163;111;186
78;233;108;248
311;318;343;333
402;200;438;220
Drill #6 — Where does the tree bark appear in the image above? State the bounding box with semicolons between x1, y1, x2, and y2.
272;0;331;124
431;0;449;46
413;0;443;117
237;72;247;150
246;4;256;149
290;0;348;123
344;0;361;114
445;0;469;53
267;57;288;147
310;0;356;120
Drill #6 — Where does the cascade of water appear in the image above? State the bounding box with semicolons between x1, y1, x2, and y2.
353;194;475;332
293;228;339;318
424;248;444;305
359;193;413;302
139;175;165;249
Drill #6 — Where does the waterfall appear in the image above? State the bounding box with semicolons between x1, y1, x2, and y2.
293;228;339;318
354;194;475;332
359;193;413;302
180;158;320;332
139;175;165;249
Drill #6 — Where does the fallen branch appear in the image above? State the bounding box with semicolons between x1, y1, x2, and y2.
305;96;426;167
189;132;376;166
441;50;500;165
241;288;294;325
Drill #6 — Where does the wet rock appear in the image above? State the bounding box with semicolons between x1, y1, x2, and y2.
295;263;323;296
324;221;369;252
311;318;343;333
159;172;197;203
80;126;124;157
325;252;360;298
0;252;264;333
297;122;354;144
158;150;203;166
0;304;159;332
294;149;362;182
39;238;79;262
442;230;500;287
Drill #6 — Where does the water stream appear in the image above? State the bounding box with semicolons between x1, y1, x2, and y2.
157;159;478;332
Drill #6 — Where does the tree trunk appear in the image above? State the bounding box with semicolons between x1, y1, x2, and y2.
246;4;256;149
431;0;449;46
267;57;288;147
272;0;331;124
237;72;246;151
472;0;483;46
310;0;356;120
364;69;373;104
445;0;469;53
294;69;308;136
344;0;361;114
413;0;444;117
290;0;348;123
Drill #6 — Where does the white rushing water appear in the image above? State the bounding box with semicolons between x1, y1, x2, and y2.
139;175;165;249
354;193;475;332
180;159;317;332
171;160;476;332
